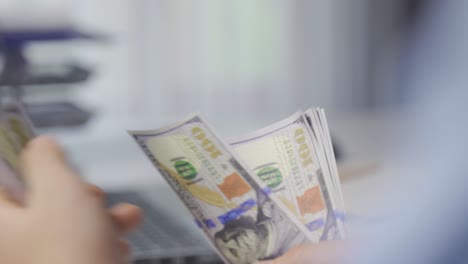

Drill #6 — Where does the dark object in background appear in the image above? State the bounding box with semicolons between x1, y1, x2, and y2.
25;101;92;128
17;63;91;85
0;28;103;87
0;28;105;129
331;135;343;162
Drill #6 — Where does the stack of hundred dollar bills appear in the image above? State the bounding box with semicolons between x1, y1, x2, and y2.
129;107;346;264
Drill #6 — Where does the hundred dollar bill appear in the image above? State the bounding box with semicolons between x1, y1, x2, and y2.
305;108;346;222
129;115;311;264
230;112;345;241
304;109;339;201
0;100;36;202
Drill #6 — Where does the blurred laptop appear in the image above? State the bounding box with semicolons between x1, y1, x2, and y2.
105;188;221;264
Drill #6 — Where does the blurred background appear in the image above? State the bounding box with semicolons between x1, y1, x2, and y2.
0;0;426;194
0;0;435;262
0;0;427;231
0;0;423;116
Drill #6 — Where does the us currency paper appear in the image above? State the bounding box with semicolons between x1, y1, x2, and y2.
129;115;312;264
0;101;35;202
230;112;345;241
305;108;346;227
305;108;345;213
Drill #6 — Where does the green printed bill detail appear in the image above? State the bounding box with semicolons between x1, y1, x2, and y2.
129;114;312;264
230;111;345;241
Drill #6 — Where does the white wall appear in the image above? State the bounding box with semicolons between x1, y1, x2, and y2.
3;0;379;124
132;0;357;124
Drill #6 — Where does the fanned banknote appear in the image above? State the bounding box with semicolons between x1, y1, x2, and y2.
229;111;345;241
304;108;346;230
0;100;36;202
129;115;312;264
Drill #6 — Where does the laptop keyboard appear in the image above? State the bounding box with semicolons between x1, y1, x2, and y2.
106;191;222;263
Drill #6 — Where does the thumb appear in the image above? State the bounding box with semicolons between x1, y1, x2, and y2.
256;244;307;264
258;241;349;264
20;136;82;204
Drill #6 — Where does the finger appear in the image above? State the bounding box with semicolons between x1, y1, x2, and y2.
256;256;286;264
118;239;132;263
0;186;17;208
256;248;303;264
116;239;132;264
80;183;106;209
20;136;83;202
23;136;67;162
119;239;131;256
258;241;348;264
256;260;275;264
109;203;143;235
0;186;23;222
86;183;105;200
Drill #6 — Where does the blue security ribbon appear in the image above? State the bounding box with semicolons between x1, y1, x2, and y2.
217;199;257;224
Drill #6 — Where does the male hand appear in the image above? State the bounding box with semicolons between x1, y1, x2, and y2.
0;136;142;264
